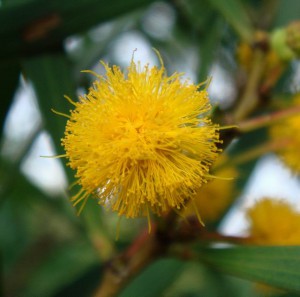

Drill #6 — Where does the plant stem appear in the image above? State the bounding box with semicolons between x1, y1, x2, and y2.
238;104;300;132
92;211;178;297
92;228;162;297
198;231;249;245
234;49;266;121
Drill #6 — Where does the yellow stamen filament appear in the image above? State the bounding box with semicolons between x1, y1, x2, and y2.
51;109;70;118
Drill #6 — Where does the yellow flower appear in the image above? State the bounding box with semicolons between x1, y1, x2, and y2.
247;198;300;245
269;96;300;172
61;56;221;219
183;159;237;223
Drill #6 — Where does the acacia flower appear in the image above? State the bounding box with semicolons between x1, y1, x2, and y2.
61;55;221;221
183;158;237;223
269;96;300;172
247;198;300;245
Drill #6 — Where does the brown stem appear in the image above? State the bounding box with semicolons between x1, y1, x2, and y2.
174;217;249;245
92;222;170;297
198;231;249;245
93;231;161;297
213;138;290;173
238;104;300;132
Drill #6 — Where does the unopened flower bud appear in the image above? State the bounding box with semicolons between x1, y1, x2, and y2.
270;28;295;61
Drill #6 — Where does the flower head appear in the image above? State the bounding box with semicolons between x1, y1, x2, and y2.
62;55;221;219
269;96;300;172
247;198;300;245
183;158;237;223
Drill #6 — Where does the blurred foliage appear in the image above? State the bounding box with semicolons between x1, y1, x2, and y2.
1;0;300;296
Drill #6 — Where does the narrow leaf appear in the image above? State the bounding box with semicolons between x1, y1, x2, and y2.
119;258;185;297
273;0;300;27
200;246;300;292
0;0;155;59
0;59;20;136
208;0;254;42
198;18;222;82
23;242;99;297
22;54;76;157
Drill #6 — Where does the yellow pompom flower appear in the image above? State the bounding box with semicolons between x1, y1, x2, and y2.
269;96;300;172
247;198;300;245
61;55;221;220
183;161;237;223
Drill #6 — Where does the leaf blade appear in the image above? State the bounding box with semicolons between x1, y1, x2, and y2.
0;0;155;58
22;53;76;157
200;246;300;292
0;59;20;136
119;258;185;297
208;0;254;42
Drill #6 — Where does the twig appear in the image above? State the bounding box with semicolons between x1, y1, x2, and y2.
238;104;300;132
234;49;266;121
92;227;162;297
92;212;178;297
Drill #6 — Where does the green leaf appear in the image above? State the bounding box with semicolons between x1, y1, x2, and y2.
22;53;76;157
0;59;20;136
163;262;255;297
53;264;102;297
198;18;222;82
0;0;155;59
175;0;216;31
273;0;300;27
1;0;32;7
207;0;254;42
200;246;300;293
119;258;185;297
23;241;99;297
